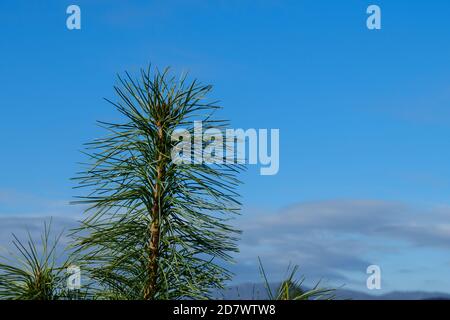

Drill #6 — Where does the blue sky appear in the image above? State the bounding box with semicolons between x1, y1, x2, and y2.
1;0;450;294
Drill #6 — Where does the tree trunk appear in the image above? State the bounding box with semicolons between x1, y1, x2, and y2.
144;125;165;300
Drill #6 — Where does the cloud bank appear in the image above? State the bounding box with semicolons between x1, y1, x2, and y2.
233;200;450;290
1;197;449;292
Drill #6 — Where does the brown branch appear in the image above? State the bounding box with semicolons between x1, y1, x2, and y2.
144;124;166;300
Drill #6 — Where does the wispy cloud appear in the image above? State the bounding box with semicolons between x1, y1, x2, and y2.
233;199;450;290
0;188;84;218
